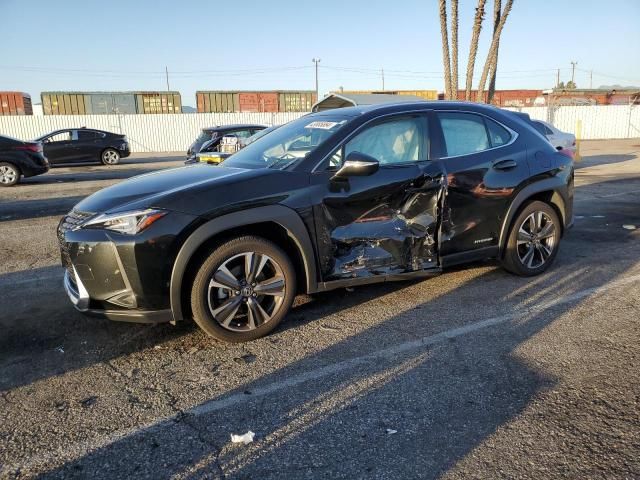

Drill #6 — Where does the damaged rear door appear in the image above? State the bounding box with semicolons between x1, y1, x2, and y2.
312;112;446;282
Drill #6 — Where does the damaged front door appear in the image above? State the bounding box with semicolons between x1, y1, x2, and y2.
313;113;446;282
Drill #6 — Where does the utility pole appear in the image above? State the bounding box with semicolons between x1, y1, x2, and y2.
381;68;385;91
556;69;560;88
570;61;578;84
312;58;321;101
165;66;170;91
590;70;593;89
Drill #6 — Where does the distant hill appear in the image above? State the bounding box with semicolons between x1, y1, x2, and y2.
182;106;197;113
598;85;640;90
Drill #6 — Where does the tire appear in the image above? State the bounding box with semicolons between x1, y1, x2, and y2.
101;148;120;165
190;236;296;343
0;162;20;187
502;201;561;277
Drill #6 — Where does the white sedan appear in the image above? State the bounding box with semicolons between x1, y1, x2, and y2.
531;120;576;153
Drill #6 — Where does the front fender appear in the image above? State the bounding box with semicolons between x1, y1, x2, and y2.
169;204;318;322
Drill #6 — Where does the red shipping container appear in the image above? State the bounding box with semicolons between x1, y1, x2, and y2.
0;92;33;115
238;92;279;112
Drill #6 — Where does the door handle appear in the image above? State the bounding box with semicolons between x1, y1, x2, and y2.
492;159;517;170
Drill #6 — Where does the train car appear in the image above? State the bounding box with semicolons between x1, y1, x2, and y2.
338;90;439;101
0;92;33;115
41;91;182;115
196;91;316;113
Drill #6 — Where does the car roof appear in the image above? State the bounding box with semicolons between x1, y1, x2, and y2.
203;124;265;131
308;100;511;118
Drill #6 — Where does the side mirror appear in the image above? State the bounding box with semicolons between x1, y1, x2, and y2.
333;151;379;178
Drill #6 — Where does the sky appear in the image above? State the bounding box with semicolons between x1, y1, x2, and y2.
1;0;639;107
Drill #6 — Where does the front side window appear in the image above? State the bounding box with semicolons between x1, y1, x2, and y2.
47;131;73;143
345;117;427;165
438;112;490;157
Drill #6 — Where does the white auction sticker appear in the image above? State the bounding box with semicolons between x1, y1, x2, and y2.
305;121;338;130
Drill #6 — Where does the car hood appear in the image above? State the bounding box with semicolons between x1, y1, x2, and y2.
75;165;253;214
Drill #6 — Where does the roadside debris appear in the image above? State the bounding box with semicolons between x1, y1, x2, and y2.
234;353;257;364
623;224;636;230
386;429;398;435
345;287;355;292
230;431;255;444
80;396;98;408
54;346;64;354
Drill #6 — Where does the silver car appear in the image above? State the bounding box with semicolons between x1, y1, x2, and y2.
531;120;576;153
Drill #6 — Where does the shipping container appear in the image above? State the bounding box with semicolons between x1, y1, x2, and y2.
135;92;182;114
238;92;279;112
338;90;438;100
41;91;181;115
196;90;316;113
0;92;33;115
278;91;316;112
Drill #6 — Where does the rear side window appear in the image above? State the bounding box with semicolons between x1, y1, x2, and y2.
78;130;103;140
485;118;512;147
438;112;513;156
533;121;553;136
438;112;489;157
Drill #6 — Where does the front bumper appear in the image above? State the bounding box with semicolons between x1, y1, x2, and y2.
58;209;197;324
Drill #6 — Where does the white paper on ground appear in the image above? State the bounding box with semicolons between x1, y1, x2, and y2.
231;431;255;444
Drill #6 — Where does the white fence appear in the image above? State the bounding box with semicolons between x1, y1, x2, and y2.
506;105;639;140
0;106;638;152
0;112;307;153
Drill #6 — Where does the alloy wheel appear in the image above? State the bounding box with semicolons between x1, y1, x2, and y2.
0;165;17;185
207;252;286;332
102;150;119;164
516;211;557;269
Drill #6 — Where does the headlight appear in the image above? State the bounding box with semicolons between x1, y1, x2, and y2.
82;209;167;235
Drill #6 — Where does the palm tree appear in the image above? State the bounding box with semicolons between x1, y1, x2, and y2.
450;0;459;100
465;0;487;100
487;0;501;103
477;0;514;102
439;0;453;99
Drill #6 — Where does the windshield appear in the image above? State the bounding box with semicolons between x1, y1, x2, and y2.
222;116;349;170
196;130;214;143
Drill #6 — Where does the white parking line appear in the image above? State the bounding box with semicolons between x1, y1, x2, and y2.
8;271;640;474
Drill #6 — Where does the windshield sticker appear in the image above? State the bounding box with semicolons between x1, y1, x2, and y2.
305;121;339;130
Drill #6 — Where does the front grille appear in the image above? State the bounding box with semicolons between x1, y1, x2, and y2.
60;209;94;231
58;209;94;279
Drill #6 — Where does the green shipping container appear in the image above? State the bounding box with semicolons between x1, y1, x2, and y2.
278;91;316;112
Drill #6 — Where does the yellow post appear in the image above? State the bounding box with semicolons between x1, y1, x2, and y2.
574;119;582;162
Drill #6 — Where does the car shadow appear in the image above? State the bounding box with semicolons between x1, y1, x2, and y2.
575;153;637;169
0;196;87;222
27;251;639;479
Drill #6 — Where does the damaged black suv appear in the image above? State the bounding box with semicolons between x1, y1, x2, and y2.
58;102;573;342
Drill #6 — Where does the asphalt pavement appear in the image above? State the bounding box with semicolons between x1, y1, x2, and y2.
0;143;639;479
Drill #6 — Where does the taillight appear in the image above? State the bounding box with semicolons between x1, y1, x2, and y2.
14;143;42;153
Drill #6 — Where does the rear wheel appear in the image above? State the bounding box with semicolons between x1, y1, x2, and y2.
101;148;120;165
190;236;296;342
0;163;20;186
502;201;561;276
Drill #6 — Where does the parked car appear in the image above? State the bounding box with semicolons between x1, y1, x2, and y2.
0;134;48;186
192;126;280;165
58;101;574;343
530;120;576;153
185;124;266;163
35;128;130;166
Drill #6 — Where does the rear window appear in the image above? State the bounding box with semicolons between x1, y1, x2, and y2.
485;118;512;147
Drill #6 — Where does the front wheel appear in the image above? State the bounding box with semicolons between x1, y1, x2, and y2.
190;236;296;343
502;201;561;276
101;148;120;165
0;163;20;186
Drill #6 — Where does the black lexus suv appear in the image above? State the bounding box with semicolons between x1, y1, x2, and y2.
58;102;574;342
